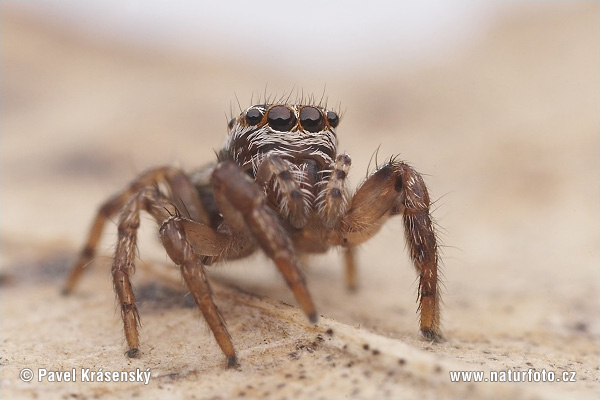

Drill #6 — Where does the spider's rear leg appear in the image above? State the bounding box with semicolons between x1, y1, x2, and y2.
340;160;441;340
63;166;210;294
212;161;318;323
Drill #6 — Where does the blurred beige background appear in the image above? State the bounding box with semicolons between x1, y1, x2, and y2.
1;2;598;399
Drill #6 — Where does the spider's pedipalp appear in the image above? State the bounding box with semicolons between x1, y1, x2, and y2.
254;154;310;229
316;153;351;228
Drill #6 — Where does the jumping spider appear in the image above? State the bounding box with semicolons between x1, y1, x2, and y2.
63;101;441;367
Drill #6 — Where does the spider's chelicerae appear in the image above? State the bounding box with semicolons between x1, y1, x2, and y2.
63;100;442;367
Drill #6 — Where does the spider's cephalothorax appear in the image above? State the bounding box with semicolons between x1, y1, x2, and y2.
224;104;339;169
220;104;343;230
63;100;442;368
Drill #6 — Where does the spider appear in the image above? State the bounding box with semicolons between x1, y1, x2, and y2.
62;100;442;367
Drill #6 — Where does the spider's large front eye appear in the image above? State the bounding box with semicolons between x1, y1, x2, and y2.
326;111;339;128
267;105;296;131
245;108;263;125
299;106;325;133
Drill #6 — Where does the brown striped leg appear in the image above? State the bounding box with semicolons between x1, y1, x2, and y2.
63;166;209;294
110;187;175;357
149;188;245;365
340;160;441;340
111;187;238;360
254;154;309;229
160;217;237;367
317;154;351;228
400;165;440;341
212;161;317;323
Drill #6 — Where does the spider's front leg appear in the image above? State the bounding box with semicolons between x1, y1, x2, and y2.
211;161;318;322
340;159;442;340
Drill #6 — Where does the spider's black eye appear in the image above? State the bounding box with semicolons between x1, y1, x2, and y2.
267;105;296;131
326;111;339;128
245;108;263;125
227;117;236;129
299;106;325;133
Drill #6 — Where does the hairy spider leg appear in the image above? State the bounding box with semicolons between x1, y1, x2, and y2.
211;161;318;323
337;160;441;340
159;215;240;367
110;187;174;357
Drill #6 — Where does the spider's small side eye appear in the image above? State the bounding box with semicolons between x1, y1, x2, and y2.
267;105;297;131
299;106;325;133
228;117;236;129
326;111;339;128
245;108;263;125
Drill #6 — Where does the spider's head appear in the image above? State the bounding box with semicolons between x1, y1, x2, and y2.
223;104;340;171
